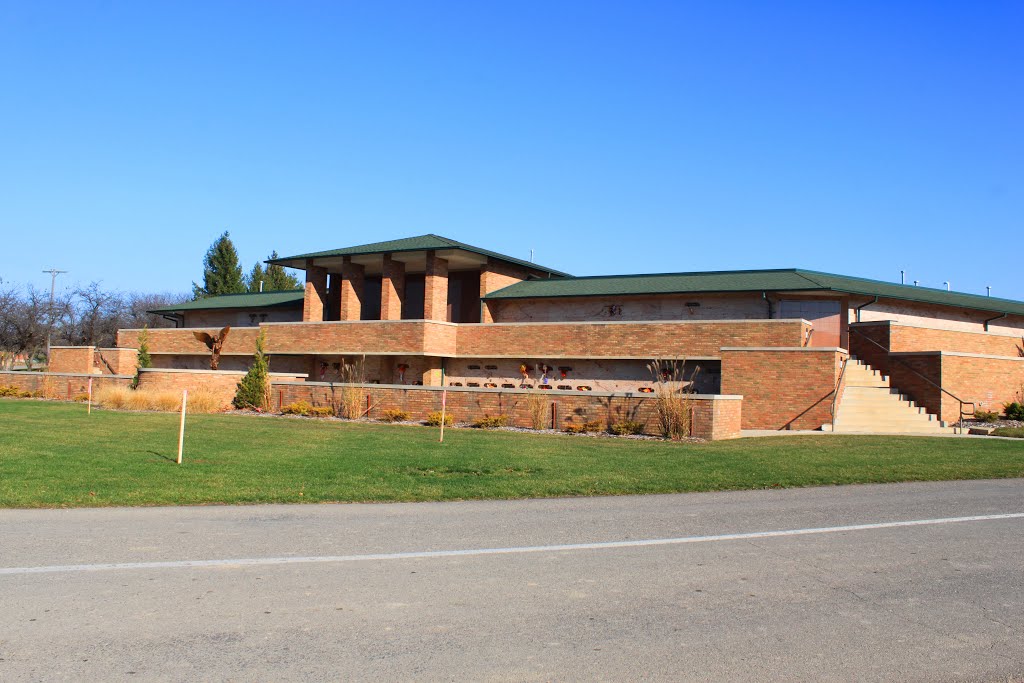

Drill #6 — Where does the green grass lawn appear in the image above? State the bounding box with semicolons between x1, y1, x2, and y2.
1;399;1023;508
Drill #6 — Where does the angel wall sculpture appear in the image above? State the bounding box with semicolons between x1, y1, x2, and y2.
193;326;231;370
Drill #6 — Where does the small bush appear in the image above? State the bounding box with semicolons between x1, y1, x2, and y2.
73;393;90;402
0;385;18;397
233;328;271;411
564;420;607;434
1003;402;1024;421
425;411;454;426
609;420;645;436
380;409;411;423
474;415;509;429
974;409;1000;423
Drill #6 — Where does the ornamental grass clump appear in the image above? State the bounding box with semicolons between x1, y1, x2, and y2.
233;328;271;411
339;357;367;419
526;392;549;430
646;359;698;440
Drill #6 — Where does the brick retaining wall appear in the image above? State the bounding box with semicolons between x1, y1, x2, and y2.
270;381;742;440
721;347;846;430
0;371;133;399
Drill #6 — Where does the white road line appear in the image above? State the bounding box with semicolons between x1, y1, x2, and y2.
2;512;1022;576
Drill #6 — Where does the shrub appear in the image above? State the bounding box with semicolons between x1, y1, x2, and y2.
282;400;313;416
425;411;454;426
974;409;1001;423
73;393;90;402
0;385;20;397
233;328;271;410
339;357;366;419
281;401;334;417
609;420;645;436
563;423;585;434
132;325;153;389
380;409;411;423
1004;402;1024;421
474;415;509;429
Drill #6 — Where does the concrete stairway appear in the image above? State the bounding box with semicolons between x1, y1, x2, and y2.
825;357;952;434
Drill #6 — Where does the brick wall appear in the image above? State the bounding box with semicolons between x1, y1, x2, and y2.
851;321;1024;360
721;348;845;430
261;321;458;356
941;353;1024;421
117;327;260;356
270;381;742;440
95;347;138;375
457;320;810;358
888;352;1024;423
0;371;133;399
48;347;96;374
136;368;307;407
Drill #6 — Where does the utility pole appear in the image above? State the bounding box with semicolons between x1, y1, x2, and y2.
42;268;67;364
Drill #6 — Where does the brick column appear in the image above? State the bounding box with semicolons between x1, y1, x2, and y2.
381;253;406;321
424;251;448;321
302;260;328;322
479;258;524;323
339;255;365;321
421;357;444;386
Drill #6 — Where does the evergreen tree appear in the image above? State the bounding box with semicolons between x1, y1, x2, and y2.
233;328;271;410
246;261;268;293
264;251;302;290
192;232;245;299
136;325;152;369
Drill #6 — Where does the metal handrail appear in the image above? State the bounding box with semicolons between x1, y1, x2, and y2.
830;356;849;429
848;327;976;433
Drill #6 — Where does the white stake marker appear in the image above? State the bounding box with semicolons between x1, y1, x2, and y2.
439;388;447;443
177;389;188;465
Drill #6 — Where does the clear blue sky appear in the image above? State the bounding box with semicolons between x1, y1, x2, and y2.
2;1;1021;300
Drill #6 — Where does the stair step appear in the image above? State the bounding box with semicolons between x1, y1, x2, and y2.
832;356;948;433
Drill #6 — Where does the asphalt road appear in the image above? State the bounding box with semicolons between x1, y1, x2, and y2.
2;480;1023;682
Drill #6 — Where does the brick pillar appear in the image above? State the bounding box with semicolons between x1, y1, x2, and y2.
339;255;365;321
421;357;444;386
381;253;405;321
424;250;448;321
303;261;328;322
479;259;522;323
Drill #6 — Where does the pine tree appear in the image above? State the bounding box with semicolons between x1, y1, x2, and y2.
246;261;268;293
136;325;152;368
264;251;303;290
192;232;245;299
233;328;271;410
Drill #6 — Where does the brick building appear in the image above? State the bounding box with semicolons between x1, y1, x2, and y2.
67;234;1024;435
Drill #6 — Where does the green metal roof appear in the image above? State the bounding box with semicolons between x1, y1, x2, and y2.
148;290;305;314
269;234;570;277
484;268;1024;317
